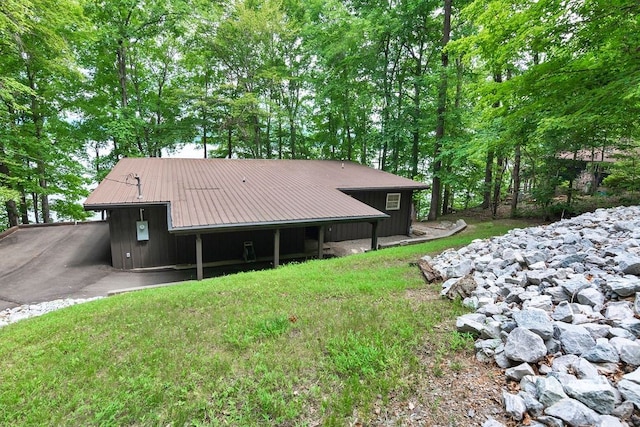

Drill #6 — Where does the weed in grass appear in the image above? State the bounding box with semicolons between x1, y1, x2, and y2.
326;331;389;378
223;314;293;349
429;396;441;413
432;363;444;378
450;360;464;372
448;331;475;353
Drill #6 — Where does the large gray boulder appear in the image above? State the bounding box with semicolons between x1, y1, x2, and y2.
544;398;601;427
616;253;640;275
607;276;640;297
504;327;547;363
564;378;617;414
554;322;596;355
610;337;640;366
513;308;554;340
537;376;567;407
581;339;620;364
502;390;527;421
455;313;486;336
551;300;574;322
604;301;635;321
617;379;640;408
505;363;535;381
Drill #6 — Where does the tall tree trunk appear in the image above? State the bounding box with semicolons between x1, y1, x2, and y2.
202;119;208;159
27;65;51;223
19;190;29;224
442;183;451;215
278;119;283;159
427;0;452;221
32;193;39;224
289;115;296;160
345;118;353;161
0;162;18;228
202;72;209;159
392;78;404;174
482;149;494;209
252;114;261;158
117;41;128;110
265;108;271;159
482;72;503;209
411;58;421;180
510;143;521;218
492;157;506;217
5;200;19;228
227;127;233;159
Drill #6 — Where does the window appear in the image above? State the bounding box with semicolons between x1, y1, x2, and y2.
386;193;401;210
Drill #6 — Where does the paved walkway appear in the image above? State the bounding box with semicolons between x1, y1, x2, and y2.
324;219;467;256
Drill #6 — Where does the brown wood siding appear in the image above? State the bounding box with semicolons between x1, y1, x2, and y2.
326;190;413;241
109;207;306;269
108;206;176;269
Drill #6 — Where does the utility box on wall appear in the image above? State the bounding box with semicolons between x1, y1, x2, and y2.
136;221;149;241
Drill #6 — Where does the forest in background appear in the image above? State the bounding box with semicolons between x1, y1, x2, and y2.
1;0;638;230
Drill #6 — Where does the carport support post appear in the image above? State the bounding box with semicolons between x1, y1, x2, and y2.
371;221;379;251
273;228;280;268
317;225;325;259
196;233;203;280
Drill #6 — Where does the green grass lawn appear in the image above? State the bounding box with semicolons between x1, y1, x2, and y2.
0;220;529;426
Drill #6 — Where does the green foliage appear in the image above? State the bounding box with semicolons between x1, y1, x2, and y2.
326;331;395;378
603;157;640;194
2;0;639;226
448;331;475;353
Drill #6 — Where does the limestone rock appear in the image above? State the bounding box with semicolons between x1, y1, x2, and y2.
505;363;535;381
616;253;640;275
502;390;527;421
607;276;640;297
455;313;486;336
554;322;596;355
610;337;640;365
504;327;548;363
551;301;574;322
582;339;620;364
513;308;554;340
564;378;617;414
537;375;568;407
544;398;601;427
617;379;640;408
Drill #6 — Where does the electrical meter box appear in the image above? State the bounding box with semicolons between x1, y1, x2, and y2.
136;221;149;241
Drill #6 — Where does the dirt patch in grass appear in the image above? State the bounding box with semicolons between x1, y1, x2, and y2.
372;351;511;427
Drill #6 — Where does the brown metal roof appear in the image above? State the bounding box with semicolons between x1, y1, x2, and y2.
84;158;428;231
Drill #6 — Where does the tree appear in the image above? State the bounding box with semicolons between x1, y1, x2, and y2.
427;0;452;220
81;0;192;164
1;0;90;225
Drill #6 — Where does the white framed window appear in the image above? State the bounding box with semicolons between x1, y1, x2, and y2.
385;193;401;210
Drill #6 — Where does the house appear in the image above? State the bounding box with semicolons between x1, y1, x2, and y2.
84;158;428;279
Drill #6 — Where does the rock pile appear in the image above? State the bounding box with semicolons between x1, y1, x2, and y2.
0;297;102;328
421;206;640;427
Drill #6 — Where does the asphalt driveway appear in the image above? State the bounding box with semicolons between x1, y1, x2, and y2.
0;222;199;310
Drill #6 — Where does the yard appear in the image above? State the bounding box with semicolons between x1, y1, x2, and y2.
0;220;530;426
